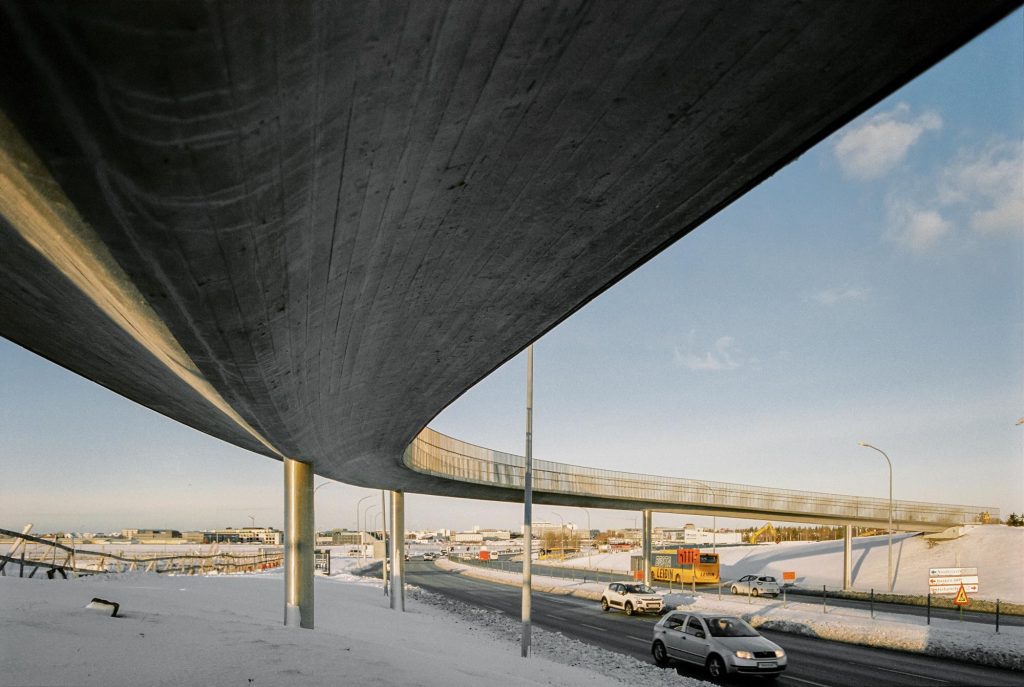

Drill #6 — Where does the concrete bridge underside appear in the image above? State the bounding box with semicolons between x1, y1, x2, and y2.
1;1;1015;625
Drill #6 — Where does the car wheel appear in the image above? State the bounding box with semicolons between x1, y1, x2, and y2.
652;640;670;668
601;598;609;612
624;601;634;616
752;588;760;597
706;654;727;680
730;585;739;595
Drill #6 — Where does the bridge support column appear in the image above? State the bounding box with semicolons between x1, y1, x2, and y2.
642;510;652;586
284;457;314;628
843;524;852;591
390;490;405;611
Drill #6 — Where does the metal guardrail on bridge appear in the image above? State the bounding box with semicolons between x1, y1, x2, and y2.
404;428;996;529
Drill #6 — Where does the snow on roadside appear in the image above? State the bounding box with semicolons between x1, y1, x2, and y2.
437;558;1024;672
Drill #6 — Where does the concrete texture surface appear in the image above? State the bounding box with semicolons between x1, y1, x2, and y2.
0;1;1017;500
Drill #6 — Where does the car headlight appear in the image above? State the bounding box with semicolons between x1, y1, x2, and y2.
774;649;786;658
734;651;754;660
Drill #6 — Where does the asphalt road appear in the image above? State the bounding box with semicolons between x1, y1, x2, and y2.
402;561;1021;687
466;558;1020;629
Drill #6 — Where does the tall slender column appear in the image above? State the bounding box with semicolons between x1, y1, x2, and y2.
284;457;314;628
843;524;853;591
642;509;653;586
521;344;534;658
390;490;405;610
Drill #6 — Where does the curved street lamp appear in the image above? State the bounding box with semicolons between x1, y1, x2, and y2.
858;441;893;593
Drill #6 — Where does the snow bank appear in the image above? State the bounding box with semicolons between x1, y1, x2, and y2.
0;562;708;687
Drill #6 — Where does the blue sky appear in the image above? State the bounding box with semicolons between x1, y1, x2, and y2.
2;12;1021;535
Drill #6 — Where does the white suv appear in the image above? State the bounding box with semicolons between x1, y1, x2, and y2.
600;582;664;616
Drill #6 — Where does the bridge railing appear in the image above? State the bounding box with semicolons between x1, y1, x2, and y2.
404;428;995;527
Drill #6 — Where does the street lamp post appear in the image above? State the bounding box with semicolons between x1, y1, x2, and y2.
859;442;893;593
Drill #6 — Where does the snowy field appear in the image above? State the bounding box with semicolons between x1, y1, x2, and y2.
0;555;704;687
551;525;1024;604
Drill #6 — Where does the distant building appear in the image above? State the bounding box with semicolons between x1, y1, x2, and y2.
134;529;183;543
204;527;282;545
658;525;742;546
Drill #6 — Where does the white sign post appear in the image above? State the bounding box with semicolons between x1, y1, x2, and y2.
928;567;980;595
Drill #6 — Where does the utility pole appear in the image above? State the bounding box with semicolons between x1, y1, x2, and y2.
521;345;534;658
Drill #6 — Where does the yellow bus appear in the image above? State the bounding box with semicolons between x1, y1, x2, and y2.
650;548;720;584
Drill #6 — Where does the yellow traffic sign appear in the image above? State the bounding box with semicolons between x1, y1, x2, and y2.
953;584;970;606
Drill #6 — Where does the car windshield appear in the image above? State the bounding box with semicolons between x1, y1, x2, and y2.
760;576;776;582
705;616;760;638
625;584;655;594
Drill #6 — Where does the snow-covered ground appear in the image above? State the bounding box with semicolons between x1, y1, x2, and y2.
552;525;1024;604
0;555;706;687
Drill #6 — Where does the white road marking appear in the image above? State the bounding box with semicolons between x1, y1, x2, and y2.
785;676;834;687
628;635;648;643
581;623;605;631
872;666;950;682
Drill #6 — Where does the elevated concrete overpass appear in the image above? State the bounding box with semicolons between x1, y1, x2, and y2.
1;1;1016;627
407;429;993;531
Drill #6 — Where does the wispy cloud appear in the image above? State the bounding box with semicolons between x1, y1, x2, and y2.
833;104;941;180
938;140;1023;236
812;286;868;306
674;335;744;371
885;198;952;252
881;138;1021;253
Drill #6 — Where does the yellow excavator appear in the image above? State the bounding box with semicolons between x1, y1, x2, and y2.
748;522;781;544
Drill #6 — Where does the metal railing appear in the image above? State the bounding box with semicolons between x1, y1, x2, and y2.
0;528;283;577
404;428;995;528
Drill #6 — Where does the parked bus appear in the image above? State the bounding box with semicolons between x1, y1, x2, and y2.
632;548;720;584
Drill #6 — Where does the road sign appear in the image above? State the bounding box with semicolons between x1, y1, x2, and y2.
929;575;979;586
928;567;977;577
928;566;980;595
953;584;970;606
929;584;979;595
782;571;796;582
677;548;698;565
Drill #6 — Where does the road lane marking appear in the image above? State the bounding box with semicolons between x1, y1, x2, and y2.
871;666;950;683
628;635;648;643
785;677;834;687
581;623;605;631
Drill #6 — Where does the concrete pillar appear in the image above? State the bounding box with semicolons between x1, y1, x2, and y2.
390;490;405;611
843;524;852;591
642;510;653;586
284;457;314;628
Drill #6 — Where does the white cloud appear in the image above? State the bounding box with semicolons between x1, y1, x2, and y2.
885;198;952;252
833;104;942;180
939;140;1023;236
813;286;868;306
674;335;742;371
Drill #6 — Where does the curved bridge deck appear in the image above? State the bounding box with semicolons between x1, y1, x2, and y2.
405;428;994;531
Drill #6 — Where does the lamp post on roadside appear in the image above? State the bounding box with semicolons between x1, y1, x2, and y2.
858;441;893;593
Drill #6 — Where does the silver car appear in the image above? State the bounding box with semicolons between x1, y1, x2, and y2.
730;574;781;597
651;611;787;680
